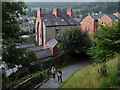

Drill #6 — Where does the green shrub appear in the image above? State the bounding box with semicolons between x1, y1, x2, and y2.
60;55;119;88
58;26;92;54
88;21;120;62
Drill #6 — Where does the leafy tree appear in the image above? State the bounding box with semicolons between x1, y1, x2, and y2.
88;21;120;62
2;2;39;68
58;26;92;54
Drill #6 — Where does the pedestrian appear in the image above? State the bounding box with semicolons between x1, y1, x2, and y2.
51;67;56;81
57;69;62;82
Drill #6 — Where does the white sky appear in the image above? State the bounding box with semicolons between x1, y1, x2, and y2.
1;0;120;2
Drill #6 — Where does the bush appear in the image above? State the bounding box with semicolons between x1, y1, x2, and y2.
88;21;120;62
58;26;92;54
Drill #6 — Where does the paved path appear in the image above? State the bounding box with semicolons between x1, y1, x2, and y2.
38;59;96;89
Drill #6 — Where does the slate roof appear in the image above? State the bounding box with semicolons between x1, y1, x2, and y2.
27;45;43;51
90;15;98;20
35;49;53;59
107;15;119;20
16;43;35;48
41;14;77;27
90;13;105;20
46;38;58;48
16;44;53;59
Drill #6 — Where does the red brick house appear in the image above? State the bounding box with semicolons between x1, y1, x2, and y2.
99;14;119;26
35;7;77;56
81;12;119;38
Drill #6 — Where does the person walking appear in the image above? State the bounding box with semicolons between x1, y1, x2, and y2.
51;67;56;81
57;69;62;83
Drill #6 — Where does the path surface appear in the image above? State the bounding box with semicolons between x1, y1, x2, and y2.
38;59;96;89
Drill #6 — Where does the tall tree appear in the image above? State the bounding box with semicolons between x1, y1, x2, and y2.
2;2;38;68
88;21;120;62
58;26;92;54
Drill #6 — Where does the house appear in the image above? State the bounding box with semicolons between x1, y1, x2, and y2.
35;7;77;56
81;12;120;38
20;22;34;33
99;14;119;26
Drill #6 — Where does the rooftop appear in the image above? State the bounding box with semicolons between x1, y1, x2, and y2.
41;14;77;27
46;38;58;48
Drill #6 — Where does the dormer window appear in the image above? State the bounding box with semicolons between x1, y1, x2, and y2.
101;21;106;25
62;19;64;21
45;19;47;22
88;21;92;24
69;19;72;22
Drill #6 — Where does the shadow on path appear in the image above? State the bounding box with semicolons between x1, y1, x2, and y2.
37;58;96;89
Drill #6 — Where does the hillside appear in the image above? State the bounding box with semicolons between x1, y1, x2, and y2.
25;2;119;19
60;55;119;88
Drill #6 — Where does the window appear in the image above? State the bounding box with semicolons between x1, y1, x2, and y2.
45;19;47;22
88;27;89;32
62;19;64;21
56;27;60;35
101;21;106;25
69;19;72;22
88;21;92;24
114;19;118;22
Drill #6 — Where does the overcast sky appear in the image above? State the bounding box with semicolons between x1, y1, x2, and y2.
2;0;120;2
24;0;119;2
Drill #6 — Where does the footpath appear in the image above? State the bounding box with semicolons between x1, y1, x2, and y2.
37;59;96;89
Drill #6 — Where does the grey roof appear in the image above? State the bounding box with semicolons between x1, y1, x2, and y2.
46;38;58;48
16;44;53;59
20;22;34;27
35;49;53;59
90;15;98;20
16;43;35;48
41;14;77;27
97;13;105;19
27;45;43;51
107;15;119;20
90;13;105;20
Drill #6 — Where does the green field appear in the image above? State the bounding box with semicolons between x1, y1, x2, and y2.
31;8;80;12
31;8;51;11
60;55;119;88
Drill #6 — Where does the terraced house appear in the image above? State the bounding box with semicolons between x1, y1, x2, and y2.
81;12;120;38
35;7;77;56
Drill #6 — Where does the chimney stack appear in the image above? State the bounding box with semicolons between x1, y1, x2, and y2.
53;8;58;17
37;7;42;18
67;8;72;17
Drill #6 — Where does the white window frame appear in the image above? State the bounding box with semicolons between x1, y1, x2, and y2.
101;21;106;25
88;21;92;24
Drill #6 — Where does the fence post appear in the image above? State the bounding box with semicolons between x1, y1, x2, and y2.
47;68;50;78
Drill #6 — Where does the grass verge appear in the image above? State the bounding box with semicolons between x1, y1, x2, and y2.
60;55;119;88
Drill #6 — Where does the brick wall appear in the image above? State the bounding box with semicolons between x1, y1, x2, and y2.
99;15;113;26
81;15;95;38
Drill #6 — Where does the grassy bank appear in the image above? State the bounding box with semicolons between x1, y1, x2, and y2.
60;55;119;88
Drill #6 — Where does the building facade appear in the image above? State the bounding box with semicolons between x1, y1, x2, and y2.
35;7;77;56
81;12;120;38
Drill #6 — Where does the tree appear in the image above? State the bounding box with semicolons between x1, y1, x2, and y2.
88;21;120;62
58;26;92;54
2;2;39;68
